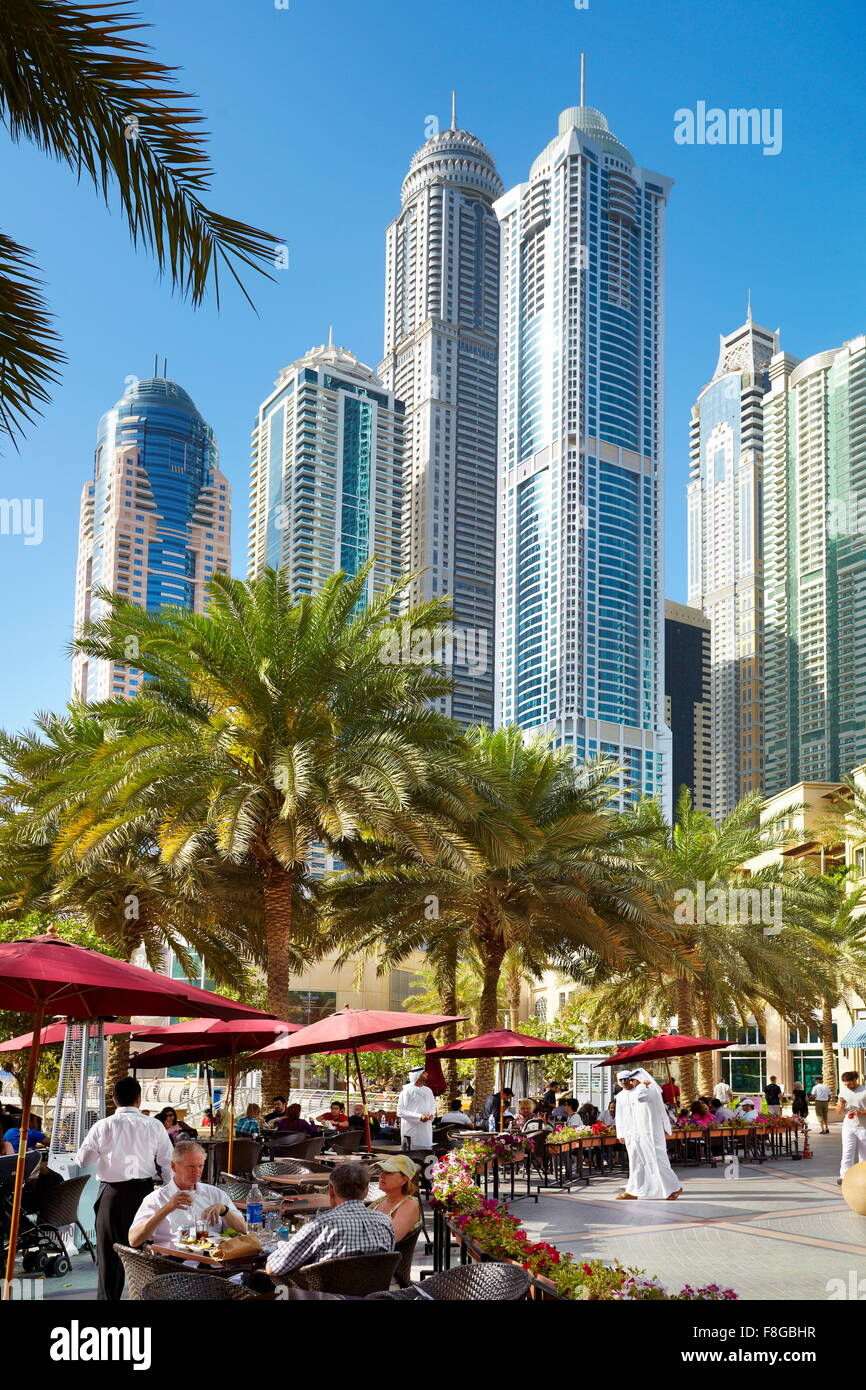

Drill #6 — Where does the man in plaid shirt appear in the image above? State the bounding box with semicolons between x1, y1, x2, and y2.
266;1162;395;1276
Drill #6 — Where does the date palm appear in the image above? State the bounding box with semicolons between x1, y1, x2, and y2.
795;877;866;1097
0;0;278;441
325;727;677;1101
70;566;472;1096
583;790;831;1100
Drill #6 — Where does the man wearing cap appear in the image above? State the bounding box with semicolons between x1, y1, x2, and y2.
397;1068;436;1151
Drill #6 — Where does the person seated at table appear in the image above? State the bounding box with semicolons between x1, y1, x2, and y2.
347;1103;381;1137
154;1107;198;1144
436;1097;469;1126
4;1114;48;1153
508;1098;538;1132
276;1102;320;1137
480;1088;513;1130
235;1103;262;1139
316;1100;349;1132
578;1101;600;1126
265;1162;394;1278
599;1098;616;1126
540;1080;558;1109
708;1098;736;1123
128;1140;248;1248
264;1096;288;1125
734;1100;757;1123
564;1098;583;1127
368;1155;422;1241
549;1096;569;1124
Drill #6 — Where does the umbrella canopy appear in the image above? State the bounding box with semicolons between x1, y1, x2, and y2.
594;1034;730;1067
426;1028;573;1057
0;1021;139;1052
248;1006;466;1061
132;1017;294;1047
0;933;269;1022
423;1033;447;1096
134;1035;397;1070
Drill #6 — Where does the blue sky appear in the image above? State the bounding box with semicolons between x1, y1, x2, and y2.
1;0;864;735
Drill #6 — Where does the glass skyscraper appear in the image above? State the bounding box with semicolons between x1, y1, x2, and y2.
495;93;672;807
248;337;404;604
72;375;230;701
380;102;502;726
762;334;866;790
687;310;778;819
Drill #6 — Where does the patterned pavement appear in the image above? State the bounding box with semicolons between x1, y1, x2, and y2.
516;1124;866;1299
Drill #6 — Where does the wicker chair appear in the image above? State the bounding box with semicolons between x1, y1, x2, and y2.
392;1226;422;1288
419;1262;530;1301
325;1131;364;1155
113;1243;193;1300
141;1271;266;1301
277;1251;399;1297
33;1175;96;1262
287;1136;325;1161
229;1138;261;1177
272;1157;330;1175
218;1175;252;1203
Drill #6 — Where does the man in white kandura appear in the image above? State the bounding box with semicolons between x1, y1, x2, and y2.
397;1068;436;1151
615;1068;682;1201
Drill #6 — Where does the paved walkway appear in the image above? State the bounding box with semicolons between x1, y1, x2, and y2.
516;1123;866;1299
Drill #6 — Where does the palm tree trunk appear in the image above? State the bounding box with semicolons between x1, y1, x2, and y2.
506;957;522;1031
676;975;696;1104
440;947;459;1100
820;998;838;1098
473;935;505;1108
261;859;295;1100
695;994;715;1096
105;1018;131;1114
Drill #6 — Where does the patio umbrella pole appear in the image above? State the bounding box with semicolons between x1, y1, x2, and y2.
351;1042;372;1152
4;999;45;1297
227;1047;236;1174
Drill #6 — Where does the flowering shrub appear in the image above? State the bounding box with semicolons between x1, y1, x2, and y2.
673;1283;739;1301
429;1150;485;1213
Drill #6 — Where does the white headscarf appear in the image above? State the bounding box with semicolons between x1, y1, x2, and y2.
627;1068;671;1134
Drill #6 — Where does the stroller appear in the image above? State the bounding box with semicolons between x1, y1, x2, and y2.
1;1154;95;1278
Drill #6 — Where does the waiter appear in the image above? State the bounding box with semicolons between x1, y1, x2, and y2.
397;1067;436;1151
76;1076;173;1300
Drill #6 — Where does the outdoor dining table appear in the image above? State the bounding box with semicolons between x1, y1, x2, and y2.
149;1241;269;1276
260;1171;332;1188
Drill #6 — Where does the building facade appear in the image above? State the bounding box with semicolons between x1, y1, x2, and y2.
72;375;230;701
687;311;778;820
248;338;404;605
664;600;712;814
495;93;672;808
762;335;866;792
380;105;502;725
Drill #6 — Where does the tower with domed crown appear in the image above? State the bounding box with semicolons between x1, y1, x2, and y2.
380;95;503;726
71;373;231;702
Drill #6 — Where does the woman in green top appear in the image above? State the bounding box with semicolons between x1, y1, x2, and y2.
369;1154;422;1241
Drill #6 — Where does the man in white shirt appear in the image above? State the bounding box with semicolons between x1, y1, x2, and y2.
75;1076;174;1300
810;1076;832;1134
836;1070;866;1183
734;1101;757;1123
129;1140;246;1247
713;1080;734;1104
397;1068;436;1151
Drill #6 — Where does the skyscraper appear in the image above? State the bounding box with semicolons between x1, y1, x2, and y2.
72;375;230;701
687;309;778;819
380;97;502;726
762;334;866;790
248;337;404;602
495;74;672;808
664;600;712;814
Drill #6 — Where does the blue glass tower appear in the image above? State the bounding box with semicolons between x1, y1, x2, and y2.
72;375;231;701
495;91;672;808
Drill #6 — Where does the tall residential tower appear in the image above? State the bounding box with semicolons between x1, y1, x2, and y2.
495;81;672;807
687;310;778;819
380;98;502;725
72;375;230;701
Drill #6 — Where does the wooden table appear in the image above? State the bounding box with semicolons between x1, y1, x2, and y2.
265;1171;331;1188
278;1193;331;1215
151;1241;266;1271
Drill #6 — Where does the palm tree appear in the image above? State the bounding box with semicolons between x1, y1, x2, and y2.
0;711;262;1096
325;727;677;1101
797;877;866;1097
583;790;831;1100
69;566;472;1095
0;0;278;441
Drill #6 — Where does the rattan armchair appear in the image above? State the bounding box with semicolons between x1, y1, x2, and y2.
274;1251;399;1296
419;1261;530;1301
113;1243;192;1300
141;1271;266;1300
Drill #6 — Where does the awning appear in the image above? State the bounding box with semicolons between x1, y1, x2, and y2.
839;1022;866;1048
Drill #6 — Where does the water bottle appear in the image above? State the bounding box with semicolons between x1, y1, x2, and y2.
488;1113;496;1133
247;1182;263;1230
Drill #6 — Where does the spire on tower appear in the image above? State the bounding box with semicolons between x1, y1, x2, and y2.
450;89;457;129
746;289;752;323
580;53;586;107
328;325;334;348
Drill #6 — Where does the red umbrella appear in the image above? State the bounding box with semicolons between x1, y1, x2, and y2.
0;1021;139;1051
427;1029;573;1130
131;1018;300;1170
0;929;269;1295
594;1034;730;1065
250;1007;466;1150
423;1034;447;1097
